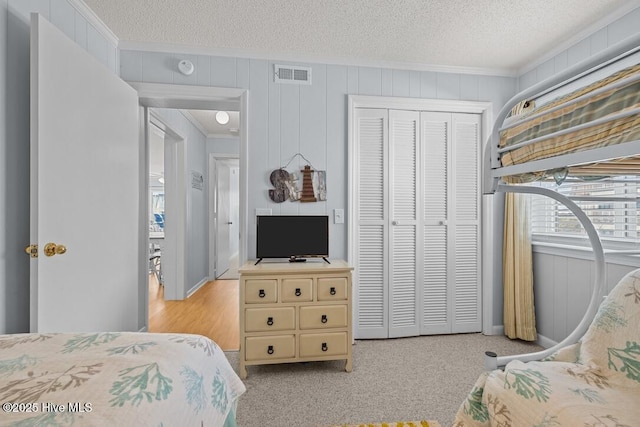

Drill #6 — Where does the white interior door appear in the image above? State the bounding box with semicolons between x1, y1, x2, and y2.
421;112;451;335
451;113;482;333
29;14;140;332
388;110;421;338
353;108;389;339
216;161;231;277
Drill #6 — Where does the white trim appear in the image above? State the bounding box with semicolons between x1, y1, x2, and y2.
348;95;493;335
517;3;640;76
349;95;492;113
536;333;558;350
68;0;119;47
187;277;209;298
180;110;209;137
131;82;249;272
208;154;241;279
532;242;640;268
207;132;240;139
148;109;188;301
119;40;518;77
489;325;504;336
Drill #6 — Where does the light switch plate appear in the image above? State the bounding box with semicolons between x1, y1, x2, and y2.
334;208;344;224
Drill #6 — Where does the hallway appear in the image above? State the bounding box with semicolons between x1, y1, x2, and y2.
149;275;240;350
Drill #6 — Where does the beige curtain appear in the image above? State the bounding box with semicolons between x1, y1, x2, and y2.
503;193;537;341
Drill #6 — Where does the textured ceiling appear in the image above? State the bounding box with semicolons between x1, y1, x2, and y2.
84;0;639;73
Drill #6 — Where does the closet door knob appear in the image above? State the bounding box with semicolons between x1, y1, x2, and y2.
321;314;328;324
266;317;274;326
321;342;328;352
330;287;336;295
295;288;301;296
258;289;266;298
267;345;274;355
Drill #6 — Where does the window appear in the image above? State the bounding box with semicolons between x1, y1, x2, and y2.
530;176;640;245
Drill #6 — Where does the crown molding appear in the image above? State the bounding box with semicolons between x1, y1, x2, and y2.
118;40;518;78
179;110;209;138
69;0;119;47
517;2;640;77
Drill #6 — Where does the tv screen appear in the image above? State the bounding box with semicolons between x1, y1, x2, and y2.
256;215;329;261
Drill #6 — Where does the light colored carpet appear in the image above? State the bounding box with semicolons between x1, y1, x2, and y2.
329;421;441;427
225;334;543;427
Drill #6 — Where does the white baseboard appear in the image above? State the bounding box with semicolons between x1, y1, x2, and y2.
484;325;504;336
484;325;558;350
536;333;558;349
138;326;148;332
187;277;209;298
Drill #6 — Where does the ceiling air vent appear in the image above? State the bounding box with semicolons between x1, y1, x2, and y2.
274;64;312;85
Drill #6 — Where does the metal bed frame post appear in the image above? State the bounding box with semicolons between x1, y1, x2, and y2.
485;33;640;194
482;33;640;370
484;183;606;370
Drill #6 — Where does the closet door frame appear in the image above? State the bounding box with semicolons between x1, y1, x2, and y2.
348;95;493;337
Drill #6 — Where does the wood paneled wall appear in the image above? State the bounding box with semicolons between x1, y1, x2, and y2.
121;51;517;261
533;246;639;346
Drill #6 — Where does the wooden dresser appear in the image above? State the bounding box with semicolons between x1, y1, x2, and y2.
238;260;353;378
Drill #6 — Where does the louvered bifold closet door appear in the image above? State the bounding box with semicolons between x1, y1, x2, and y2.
388;110;421;338
421;112;451;335
354;108;389;339
451;113;481;333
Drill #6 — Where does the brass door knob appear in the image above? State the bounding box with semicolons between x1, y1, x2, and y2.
44;242;67;257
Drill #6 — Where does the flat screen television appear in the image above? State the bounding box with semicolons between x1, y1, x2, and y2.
256;215;329;264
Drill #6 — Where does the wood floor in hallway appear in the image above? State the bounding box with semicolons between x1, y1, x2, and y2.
149;275;239;350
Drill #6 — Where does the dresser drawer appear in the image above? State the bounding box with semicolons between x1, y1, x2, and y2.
245;335;295;361
245;307;295;332
245;279;277;303
281;278;313;302
299;305;347;329
317;277;348;301
299;332;347;357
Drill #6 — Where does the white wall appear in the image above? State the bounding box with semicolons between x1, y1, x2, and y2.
152;108;209;294
0;0;119;334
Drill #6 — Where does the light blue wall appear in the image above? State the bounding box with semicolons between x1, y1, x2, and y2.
207;137;240;156
152;108;209;294
518;7;640;91
514;7;640;345
0;0;118;334
121;50;517;263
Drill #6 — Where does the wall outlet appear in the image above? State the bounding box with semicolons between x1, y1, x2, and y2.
334;208;344;224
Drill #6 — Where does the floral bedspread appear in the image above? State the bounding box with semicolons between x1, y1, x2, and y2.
454;269;640;427
0;332;245;426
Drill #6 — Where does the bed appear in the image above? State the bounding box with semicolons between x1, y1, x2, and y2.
0;332;245;426
454;33;640;426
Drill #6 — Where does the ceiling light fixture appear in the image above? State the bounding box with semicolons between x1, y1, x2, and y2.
215;111;230;125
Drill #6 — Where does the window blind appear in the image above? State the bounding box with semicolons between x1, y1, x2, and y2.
530;176;640;242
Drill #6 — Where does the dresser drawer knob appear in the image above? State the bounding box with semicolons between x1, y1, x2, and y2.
321;342;328;352
267;317;274;326
321;314;328;323
330;287;336;295
267;345;274;355
258;289;266;298
295;288;301;296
